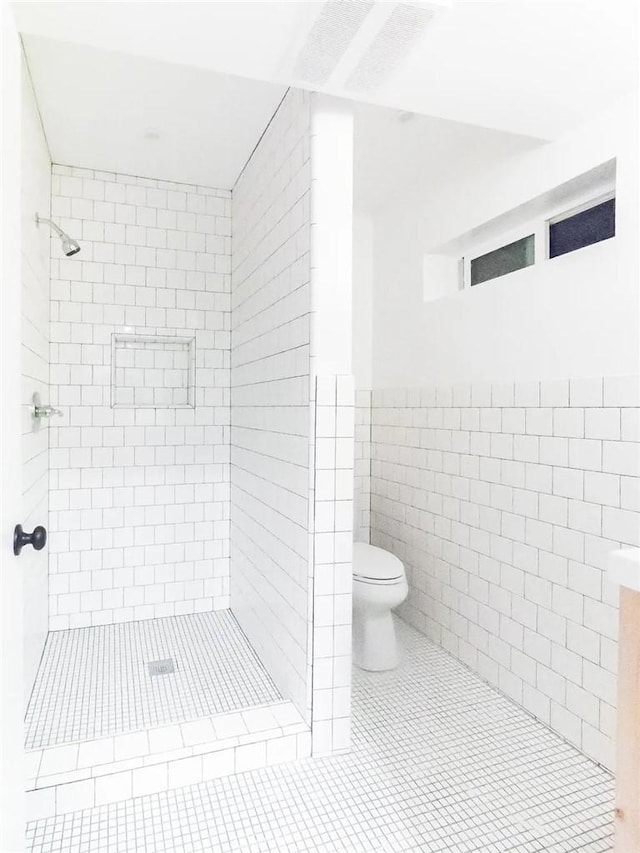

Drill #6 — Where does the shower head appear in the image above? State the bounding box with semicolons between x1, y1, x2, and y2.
35;213;81;257
60;235;81;257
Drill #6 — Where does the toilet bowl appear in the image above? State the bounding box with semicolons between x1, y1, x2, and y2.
352;543;408;671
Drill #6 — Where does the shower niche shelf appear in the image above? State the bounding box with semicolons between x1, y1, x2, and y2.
111;332;196;408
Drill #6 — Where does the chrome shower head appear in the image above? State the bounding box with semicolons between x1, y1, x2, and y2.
60;235;81;257
35;213;81;257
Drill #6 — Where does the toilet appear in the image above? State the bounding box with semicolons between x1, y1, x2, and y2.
352;543;408;671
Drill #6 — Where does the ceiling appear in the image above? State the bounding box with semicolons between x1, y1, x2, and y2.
14;0;638;141
353;103;539;212
14;1;638;194
21;35;286;189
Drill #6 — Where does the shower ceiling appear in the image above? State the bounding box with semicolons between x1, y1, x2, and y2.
20;35;287;189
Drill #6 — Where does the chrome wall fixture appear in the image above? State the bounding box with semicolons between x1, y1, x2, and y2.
32;392;62;420
35;212;81;256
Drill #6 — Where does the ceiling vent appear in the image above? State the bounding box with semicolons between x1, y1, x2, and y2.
288;0;448;93
292;0;375;86
345;3;438;92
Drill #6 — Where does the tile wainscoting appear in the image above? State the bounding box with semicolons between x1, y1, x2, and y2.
367;375;640;769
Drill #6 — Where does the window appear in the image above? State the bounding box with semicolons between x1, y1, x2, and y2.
439;165;616;299
470;234;535;286
548;196;615;259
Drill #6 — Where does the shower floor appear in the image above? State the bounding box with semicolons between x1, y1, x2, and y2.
25;611;282;751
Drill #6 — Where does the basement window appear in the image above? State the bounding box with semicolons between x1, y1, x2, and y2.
548;195;615;258
469;234;535;286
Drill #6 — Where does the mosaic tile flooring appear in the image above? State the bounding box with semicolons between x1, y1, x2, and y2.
26;618;614;852
25;611;281;750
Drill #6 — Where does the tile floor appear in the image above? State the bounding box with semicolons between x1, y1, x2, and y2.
25;612;281;750
26;618;614;852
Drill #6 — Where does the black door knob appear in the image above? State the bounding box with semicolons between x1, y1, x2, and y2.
13;524;47;556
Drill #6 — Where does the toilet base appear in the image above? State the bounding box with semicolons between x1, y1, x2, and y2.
353;609;399;671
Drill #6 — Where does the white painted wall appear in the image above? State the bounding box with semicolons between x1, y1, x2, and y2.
310;96;353;379
352;213;373;391
21;52;51;705
371;93;639;389
1;9;27;847
352;214;373;546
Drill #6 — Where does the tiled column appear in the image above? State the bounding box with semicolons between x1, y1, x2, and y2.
309;375;354;755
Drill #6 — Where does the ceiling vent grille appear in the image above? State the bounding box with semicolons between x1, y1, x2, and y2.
292;0;375;86
345;3;436;92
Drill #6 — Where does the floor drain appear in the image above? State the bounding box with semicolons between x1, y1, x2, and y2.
148;659;175;676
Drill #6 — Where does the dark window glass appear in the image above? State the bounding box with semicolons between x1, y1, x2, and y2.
549;198;615;259
470;234;535;286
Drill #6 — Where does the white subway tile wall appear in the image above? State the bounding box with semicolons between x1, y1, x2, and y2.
370;377;640;769
48;165;231;629
230;90;312;717
354;390;371;543
21;62;52;702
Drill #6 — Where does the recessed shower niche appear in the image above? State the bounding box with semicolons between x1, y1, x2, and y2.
111;332;196;408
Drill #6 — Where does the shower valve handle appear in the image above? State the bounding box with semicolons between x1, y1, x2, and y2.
13;524;47;556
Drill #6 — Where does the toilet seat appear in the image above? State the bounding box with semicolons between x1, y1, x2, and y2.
353;543;404;584
354;575;403;586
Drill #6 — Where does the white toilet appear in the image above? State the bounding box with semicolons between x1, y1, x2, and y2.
352;543;408;671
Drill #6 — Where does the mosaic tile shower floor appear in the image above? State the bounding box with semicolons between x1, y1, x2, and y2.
25;611;281;750
27;618;614;852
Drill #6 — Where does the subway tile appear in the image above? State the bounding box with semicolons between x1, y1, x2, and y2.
569;376;603;407
132;764;168;798
568;438;601;471
584;408;620;440
25;788;56;823
540;379;569;408
603;375;640;407
235;742;267;773
602;506;640;545
56;779;95;814
602;440;640;476
95;771;132;806
49;167;232;627
39;744;79;777
202;748;235;780
553;408;584;438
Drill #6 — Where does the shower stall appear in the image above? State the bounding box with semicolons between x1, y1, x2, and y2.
14;71;356;824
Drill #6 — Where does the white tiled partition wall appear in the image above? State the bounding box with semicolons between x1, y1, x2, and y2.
307;97;355;754
230;88;312;718
231;89;355;753
309;375;354;755
48;166;231;628
21;56;51;703
370;375;640;769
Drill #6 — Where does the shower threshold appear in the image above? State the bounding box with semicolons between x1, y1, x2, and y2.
24;611;311;820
